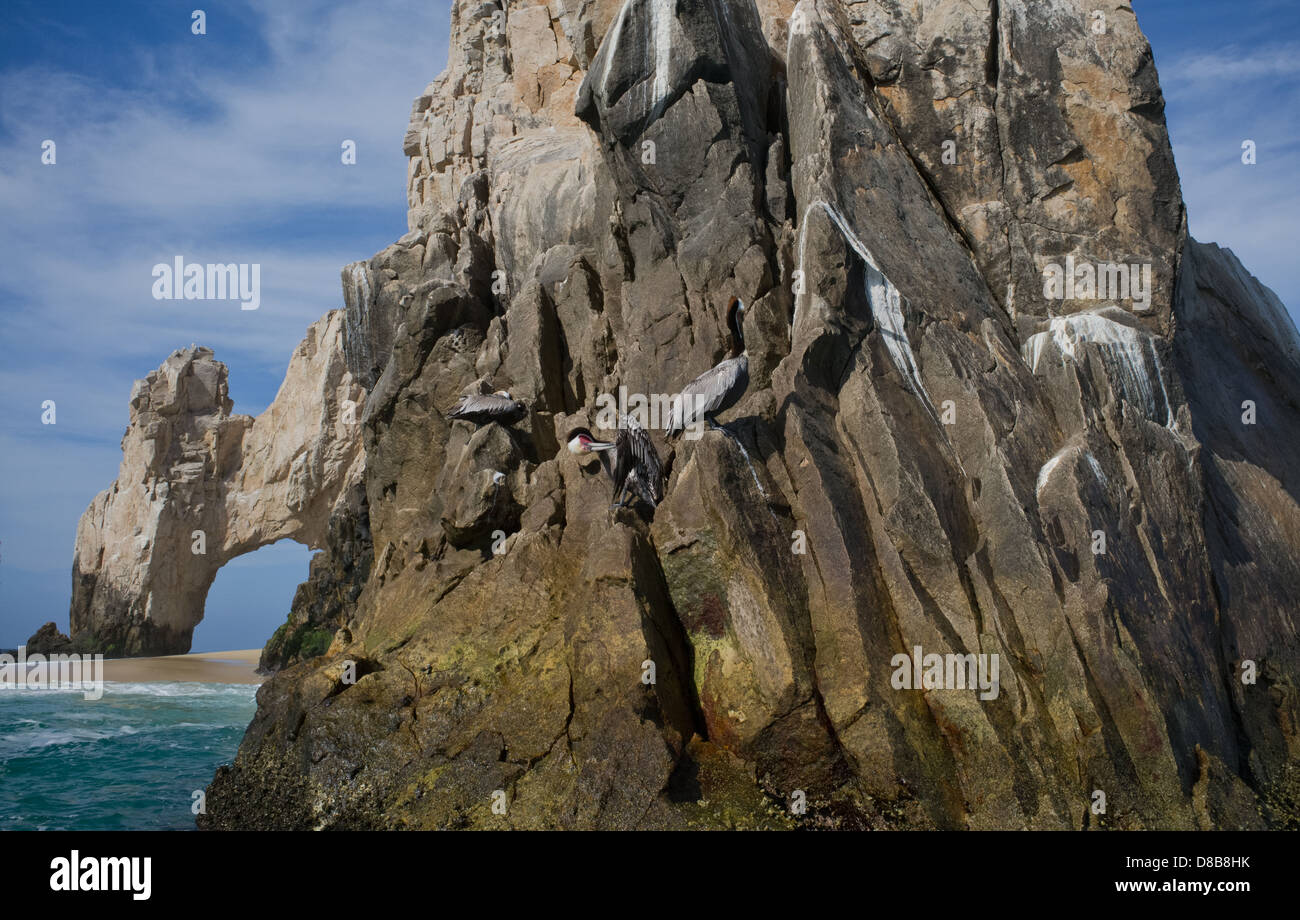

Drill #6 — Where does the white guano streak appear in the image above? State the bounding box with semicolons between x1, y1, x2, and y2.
349;264;371;338
788;2;811;42
601;0;632;98
350;263;370;306
796;200;937;416
1035;448;1068;497
1022;311;1175;429
650;0;674;118
601;0;674;121
1036;444;1106;499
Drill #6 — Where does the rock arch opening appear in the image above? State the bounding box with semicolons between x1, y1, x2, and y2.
190;540;313;655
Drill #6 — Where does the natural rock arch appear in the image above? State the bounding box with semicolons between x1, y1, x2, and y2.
69;311;365;656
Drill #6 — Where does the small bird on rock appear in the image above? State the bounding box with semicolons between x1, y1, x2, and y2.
446;390;527;426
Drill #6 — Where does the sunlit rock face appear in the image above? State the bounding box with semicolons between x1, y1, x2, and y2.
69;312;365;657
65;0;1289;829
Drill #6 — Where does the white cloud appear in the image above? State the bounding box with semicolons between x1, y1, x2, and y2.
0;0;453;400
0;1;450;221
1159;41;1300;88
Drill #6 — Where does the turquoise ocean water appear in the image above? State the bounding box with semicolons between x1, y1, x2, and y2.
0;682;257;830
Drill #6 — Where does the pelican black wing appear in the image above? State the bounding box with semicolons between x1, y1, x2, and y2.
613;419;664;505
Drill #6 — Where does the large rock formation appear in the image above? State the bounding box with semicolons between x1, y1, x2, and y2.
91;0;1292;828
70;312;365;656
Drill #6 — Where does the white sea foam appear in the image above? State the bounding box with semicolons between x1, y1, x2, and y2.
1;727;121;755
100;681;258;698
0;679;255;698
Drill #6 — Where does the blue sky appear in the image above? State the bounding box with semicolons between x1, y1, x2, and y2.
0;0;1296;652
0;0;453;651
1138;0;1300;304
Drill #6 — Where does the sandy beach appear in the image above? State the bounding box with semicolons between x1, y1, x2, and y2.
101;649;266;684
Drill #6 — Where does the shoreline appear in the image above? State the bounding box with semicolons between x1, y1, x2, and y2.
100;648;266;685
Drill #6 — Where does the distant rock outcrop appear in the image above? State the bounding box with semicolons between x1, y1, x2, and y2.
69;312;365;657
24;622;75;655
78;0;1296;829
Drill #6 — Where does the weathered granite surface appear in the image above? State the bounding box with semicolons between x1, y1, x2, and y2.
72;0;1297;829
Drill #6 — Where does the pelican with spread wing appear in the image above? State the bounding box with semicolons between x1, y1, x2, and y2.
446;390;527;426
567;415;664;509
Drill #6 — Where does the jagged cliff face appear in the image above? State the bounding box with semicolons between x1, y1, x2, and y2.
190;0;1300;828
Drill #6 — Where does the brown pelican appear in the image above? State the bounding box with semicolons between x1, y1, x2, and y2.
567;416;664;508
666;297;748;437
447;390;526;425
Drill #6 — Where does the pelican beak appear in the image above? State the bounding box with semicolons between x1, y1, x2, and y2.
568;434;613;454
